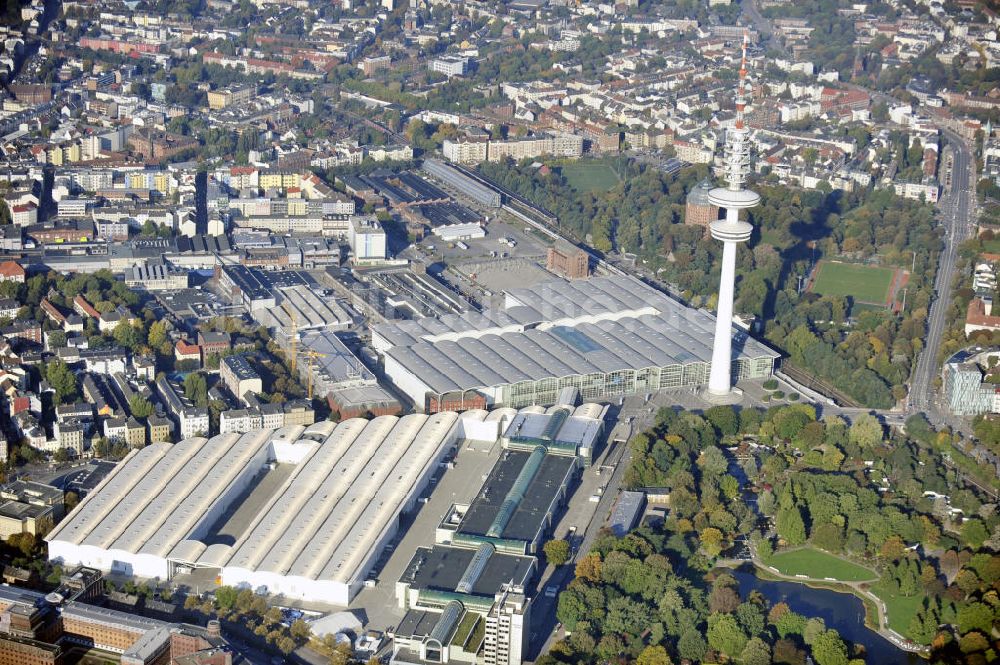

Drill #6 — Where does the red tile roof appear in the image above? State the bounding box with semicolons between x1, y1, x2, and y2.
0;261;25;278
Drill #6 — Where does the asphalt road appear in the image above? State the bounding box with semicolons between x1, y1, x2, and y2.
910;129;975;418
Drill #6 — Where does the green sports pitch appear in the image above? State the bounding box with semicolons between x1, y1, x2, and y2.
561;162;621;192
768;547;877;583
809;261;896;305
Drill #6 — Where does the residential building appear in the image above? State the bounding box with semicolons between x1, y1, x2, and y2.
147;414;172;443
175;340;201;366
54;421;84;457
125;417;146;448
944;359;998;416
220;355;262;401
11;203;37;226
0;501;53;539
154;376;209;440
207;85;256;110
0;261;25;283
219;408;263;434
443;137;489;164
893;179;939;203
104;416;127;443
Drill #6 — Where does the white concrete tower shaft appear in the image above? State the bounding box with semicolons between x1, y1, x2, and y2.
706;33;760;396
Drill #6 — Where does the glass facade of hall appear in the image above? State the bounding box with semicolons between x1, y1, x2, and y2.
430;356;776;410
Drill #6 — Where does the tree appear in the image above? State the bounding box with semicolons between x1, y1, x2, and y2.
700;527;725;558
129;395;155;419
705;405;739;437
848;414;883;448
214;586;238;611
961;518;988;549
7;532;35;557
803;618;826;645
677;628;707;662
65;491;79;512
575;553;601;582
290;618;311;641
811;629;849;665
113;321;143;350
741;637;771;665
636;644;671;665
812;523;843;553
777;504;807;545
543;539;571;566
957;601;994;635
147;320;168;350
709;577;741;614
45;360;79;404
774;610;807;638
47;329;67;349
707;612;748;658
183;373;208;408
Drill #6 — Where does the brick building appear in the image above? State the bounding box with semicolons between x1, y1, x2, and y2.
546;243;590;279
127;130;199;163
684;179;719;227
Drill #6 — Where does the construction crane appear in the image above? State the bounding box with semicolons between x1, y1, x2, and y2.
300;349;327;400
281;301;298;375
280;301;330;399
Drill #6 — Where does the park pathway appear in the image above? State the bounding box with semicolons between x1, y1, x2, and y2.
743;543;928;656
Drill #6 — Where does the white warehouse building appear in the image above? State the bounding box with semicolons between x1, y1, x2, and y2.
47;414;461;606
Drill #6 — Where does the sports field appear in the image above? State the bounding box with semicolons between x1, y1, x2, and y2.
810;261;895;305
562;162;621;192
768;547;877;582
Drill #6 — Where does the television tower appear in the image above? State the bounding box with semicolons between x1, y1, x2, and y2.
706;32;759;398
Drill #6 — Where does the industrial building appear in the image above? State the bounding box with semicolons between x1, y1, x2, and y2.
297;330;401;418
123;263;190;291
373;276;779;411
348;216;388;263
433;223;486;242
393;403;601;665
47;414;461;606
217;264;276;312
255;284;353;338
422;160;501;208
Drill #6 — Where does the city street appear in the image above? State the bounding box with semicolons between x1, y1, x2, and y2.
910;129;976;424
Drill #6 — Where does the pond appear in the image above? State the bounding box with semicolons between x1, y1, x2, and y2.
730;566;922;664
722;450;921;664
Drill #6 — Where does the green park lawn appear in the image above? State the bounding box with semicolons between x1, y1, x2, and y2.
982;237;1000;254
871;584;925;640
810;261;895;305
768;547;878;583
561;162;621;192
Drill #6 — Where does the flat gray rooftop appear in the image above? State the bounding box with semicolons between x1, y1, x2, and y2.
399;546;534;598
458;451;574;543
376;276;779;395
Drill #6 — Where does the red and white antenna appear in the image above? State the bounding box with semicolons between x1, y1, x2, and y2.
735;30;749;130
